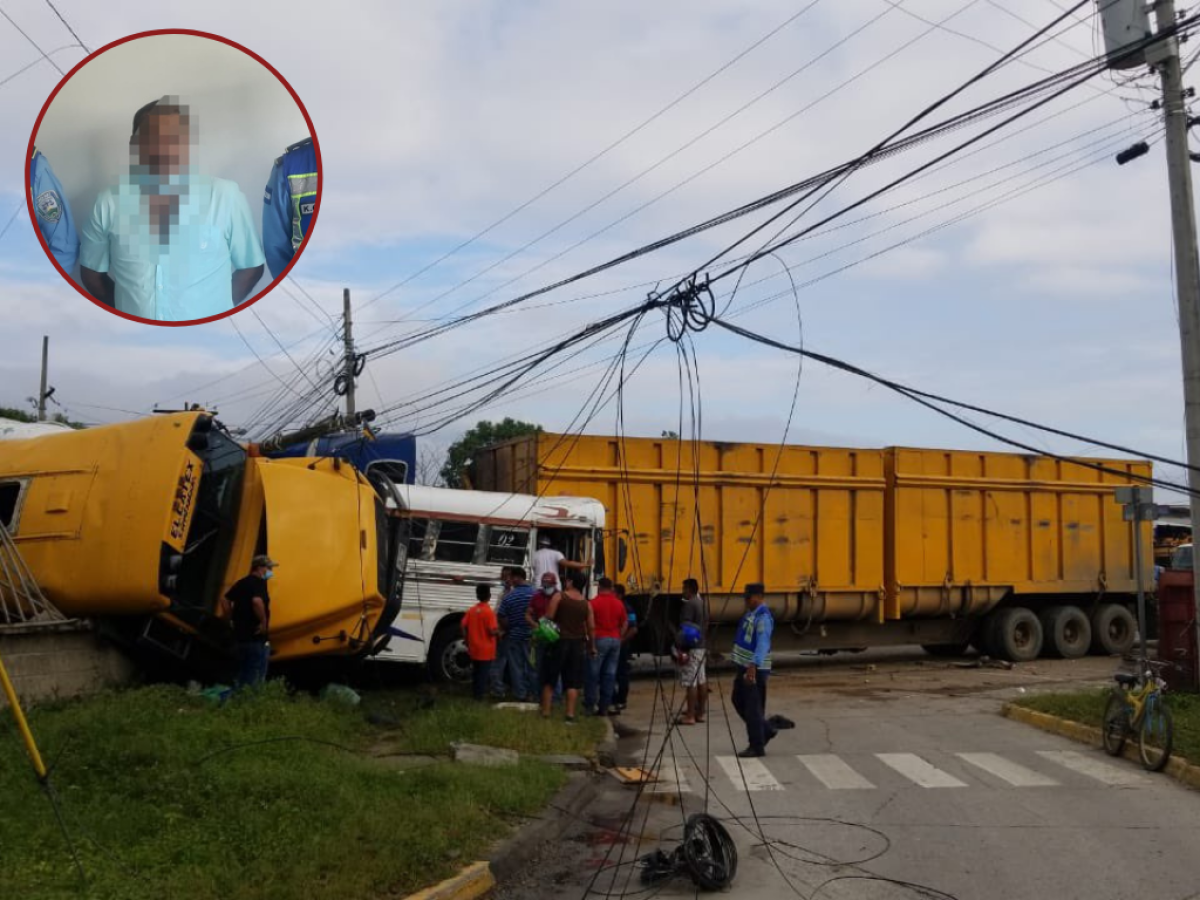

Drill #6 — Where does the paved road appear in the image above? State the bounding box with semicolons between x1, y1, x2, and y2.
498;655;1200;900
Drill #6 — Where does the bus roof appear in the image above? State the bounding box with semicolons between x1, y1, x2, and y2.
390;483;604;529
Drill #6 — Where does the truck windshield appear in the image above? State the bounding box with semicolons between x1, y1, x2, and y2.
174;427;246;611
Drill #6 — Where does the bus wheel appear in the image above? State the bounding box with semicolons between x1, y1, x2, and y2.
428;622;472;684
1089;604;1137;657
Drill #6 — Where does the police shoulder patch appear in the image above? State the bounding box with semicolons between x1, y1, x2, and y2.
35;190;61;223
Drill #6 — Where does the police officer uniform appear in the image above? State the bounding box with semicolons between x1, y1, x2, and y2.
262;137;318;278
29;147;79;272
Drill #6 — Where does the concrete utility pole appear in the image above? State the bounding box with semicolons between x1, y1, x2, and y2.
37;336;48;422
342;288;356;419
1148;0;1200;685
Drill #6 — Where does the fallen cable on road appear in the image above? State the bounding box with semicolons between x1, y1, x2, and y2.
637;813;738;892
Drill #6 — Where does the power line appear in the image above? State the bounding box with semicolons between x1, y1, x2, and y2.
41;0;87;53
0;6;66;75
360;0;828;314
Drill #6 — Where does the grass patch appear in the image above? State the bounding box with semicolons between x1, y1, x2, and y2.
1012;687;1200;763
0;682;593;900
363;691;607;757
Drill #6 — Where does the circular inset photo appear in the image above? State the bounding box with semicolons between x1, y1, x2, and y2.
27;29;320;326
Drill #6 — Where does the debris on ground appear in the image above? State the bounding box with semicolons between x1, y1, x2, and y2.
537;754;592;769
638;814;738;892
320;683;361;707
955;656;1015;670
609;766;658;785
493;701;540;712
451;741;519;767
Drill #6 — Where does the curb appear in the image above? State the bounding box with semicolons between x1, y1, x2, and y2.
401;861;494;900
1002;703;1200;791
488;769;603;885
596;716;618;767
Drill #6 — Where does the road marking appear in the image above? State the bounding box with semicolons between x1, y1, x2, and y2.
956;752;1060;787
1035;750;1148;786
798;754;875;790
716;755;784;791
876;753;968;788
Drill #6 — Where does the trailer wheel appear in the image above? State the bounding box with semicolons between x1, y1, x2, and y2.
993;608;1043;662
1089;604;1137;657
428;620;472;684
1039;605;1092;659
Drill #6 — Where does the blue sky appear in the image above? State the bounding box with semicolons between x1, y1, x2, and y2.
0;0;1193;494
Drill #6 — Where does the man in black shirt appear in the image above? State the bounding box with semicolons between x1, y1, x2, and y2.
221;554;277;689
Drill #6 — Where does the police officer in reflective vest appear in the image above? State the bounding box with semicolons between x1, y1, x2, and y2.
29;147;79;272
262;137;317;278
731;582;777;758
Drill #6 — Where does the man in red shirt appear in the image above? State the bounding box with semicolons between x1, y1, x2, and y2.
461;583;499;700
588;577;628;716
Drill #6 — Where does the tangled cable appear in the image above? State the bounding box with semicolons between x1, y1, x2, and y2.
636;813;738;892
659;276;717;345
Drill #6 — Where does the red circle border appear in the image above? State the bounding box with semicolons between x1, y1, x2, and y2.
24;28;323;328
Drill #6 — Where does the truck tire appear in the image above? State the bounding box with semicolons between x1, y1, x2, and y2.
993;608;1043;662
1090;604;1137;657
1038;605;1091;659
428;620;472;684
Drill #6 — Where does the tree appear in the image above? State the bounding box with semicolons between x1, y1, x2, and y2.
440;418;542;489
662;430;680;439
415;444;447;487
0;406;85;429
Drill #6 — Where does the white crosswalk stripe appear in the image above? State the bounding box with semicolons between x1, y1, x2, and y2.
798;754;875;789
716;755;784;791
1036;750;1149;786
876;753;968;788
957;752;1060;787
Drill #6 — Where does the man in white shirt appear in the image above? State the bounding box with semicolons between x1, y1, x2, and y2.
532;535;588;587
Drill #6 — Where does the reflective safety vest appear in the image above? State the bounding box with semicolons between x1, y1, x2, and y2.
731;605;773;671
263;137;318;277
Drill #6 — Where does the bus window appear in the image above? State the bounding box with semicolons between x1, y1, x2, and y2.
486;527;529;565
407;518;431;561
0;480;25;532
433;521;479;564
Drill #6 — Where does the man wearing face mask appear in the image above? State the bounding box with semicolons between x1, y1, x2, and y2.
220;554;278;690
80;97;264;321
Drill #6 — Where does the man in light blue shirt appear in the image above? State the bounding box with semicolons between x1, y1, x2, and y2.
29;147;79;272
80;97;264;321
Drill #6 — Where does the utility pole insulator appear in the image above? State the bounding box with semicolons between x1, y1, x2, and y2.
1117;141;1151;165
1097;0;1153;70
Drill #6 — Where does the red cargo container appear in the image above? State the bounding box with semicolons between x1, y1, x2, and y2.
1156;569;1198;692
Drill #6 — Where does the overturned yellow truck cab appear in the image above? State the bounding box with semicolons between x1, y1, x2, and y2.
0;411;401;674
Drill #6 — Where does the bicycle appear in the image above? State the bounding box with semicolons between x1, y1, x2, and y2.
1101;657;1175;772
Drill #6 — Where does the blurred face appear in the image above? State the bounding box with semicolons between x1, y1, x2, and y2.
138;111;189;175
745;592;764;609
541;576;557;593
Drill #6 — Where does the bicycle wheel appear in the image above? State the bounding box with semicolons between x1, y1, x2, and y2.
1101;692;1129;757
1138;697;1174;772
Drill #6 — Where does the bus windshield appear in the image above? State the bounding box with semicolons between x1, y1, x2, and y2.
173;426;246;611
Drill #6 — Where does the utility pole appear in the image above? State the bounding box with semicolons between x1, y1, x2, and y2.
342;288;356;418
37;336;49;423
1150;0;1200;686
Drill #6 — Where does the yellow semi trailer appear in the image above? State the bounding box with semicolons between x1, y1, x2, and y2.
0;411;402;675
472;434;1153;661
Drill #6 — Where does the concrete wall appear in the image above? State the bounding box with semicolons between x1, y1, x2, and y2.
0;621;136;706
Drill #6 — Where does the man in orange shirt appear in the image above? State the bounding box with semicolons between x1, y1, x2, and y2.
461;583;499;700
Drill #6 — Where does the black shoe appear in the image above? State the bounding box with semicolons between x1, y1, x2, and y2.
737;747;765;758
765;728;778;745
